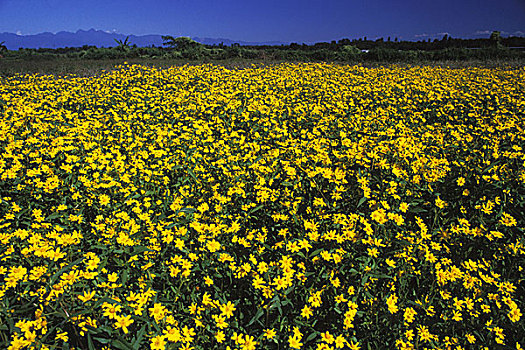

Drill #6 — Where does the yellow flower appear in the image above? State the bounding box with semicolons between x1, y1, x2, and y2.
289;335;303;349
321;331;335;344
99;194;110;206
163;326;181;342
150;335;166;350
55;331;68;342
508;307;522;322
385;258;396;268
465;333;475;344
417;325;434;342
213;314;228;329
452;310;462;321
403;307;416;323
371;208;388;224
231;332;244;344
241;335;258;350
102;302;122;320
107;272;118;283
114;314;134;334
78;290;96;303
149;303;167;322
334;335;346;348
57;204;68;211
348;340;361;350
3;62;525;350
386;294;399;314
367;247;379;258
182;326;196;343
301;305;313;319
206;239;221;253
263;328;276;339
500;212;517;227
435;196;446;209
220;301;236;318
215;330;226;343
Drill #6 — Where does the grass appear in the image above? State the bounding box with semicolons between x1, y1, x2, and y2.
1;57;524;76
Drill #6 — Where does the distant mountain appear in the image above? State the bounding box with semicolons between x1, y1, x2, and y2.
192;37;285;46
0;29;286;50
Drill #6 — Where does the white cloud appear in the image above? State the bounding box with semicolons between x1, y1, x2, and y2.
414;32;452;39
475;30;491;35
513;31;525;36
16;30;22;35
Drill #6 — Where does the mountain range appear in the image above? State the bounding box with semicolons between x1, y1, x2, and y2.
0;29;286;50
2;29;521;50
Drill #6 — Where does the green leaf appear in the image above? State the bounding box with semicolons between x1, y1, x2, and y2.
132;325;146;350
87;333;96;350
291;212;300;226
347;268;359;276
49;256;84;285
111;338;134;350
357;196;367;209
481;160;500;174
360;274;369;287
93;337;111;344
246;308;264;327
179;207;196;214
131;246;152;256
409;206;427;213
187;168;198;182
309;248;323;258
268;296;283;316
119;267;128;284
93;296;121;309
276;300;283;316
306;332;318;342
46;212;61;221
249;204;264;214
368;273;393;279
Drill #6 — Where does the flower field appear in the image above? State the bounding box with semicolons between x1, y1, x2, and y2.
0;63;524;349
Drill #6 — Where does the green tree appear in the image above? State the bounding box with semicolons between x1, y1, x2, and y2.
0;41;7;52
490;31;502;47
161;36;200;50
114;36;131;51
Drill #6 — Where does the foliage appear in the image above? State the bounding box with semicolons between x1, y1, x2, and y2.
490;31;502;48
114;36;132;52
0;63;524;349
162;36;201;50
1;34;525;63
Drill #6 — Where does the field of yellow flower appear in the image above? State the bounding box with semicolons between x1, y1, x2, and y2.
0;63;524;350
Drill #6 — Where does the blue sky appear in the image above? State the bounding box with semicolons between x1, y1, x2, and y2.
1;0;524;42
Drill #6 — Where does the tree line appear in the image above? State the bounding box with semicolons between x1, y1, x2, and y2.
1;32;524;62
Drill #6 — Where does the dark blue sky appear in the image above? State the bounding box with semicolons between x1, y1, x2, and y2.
1;0;524;42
